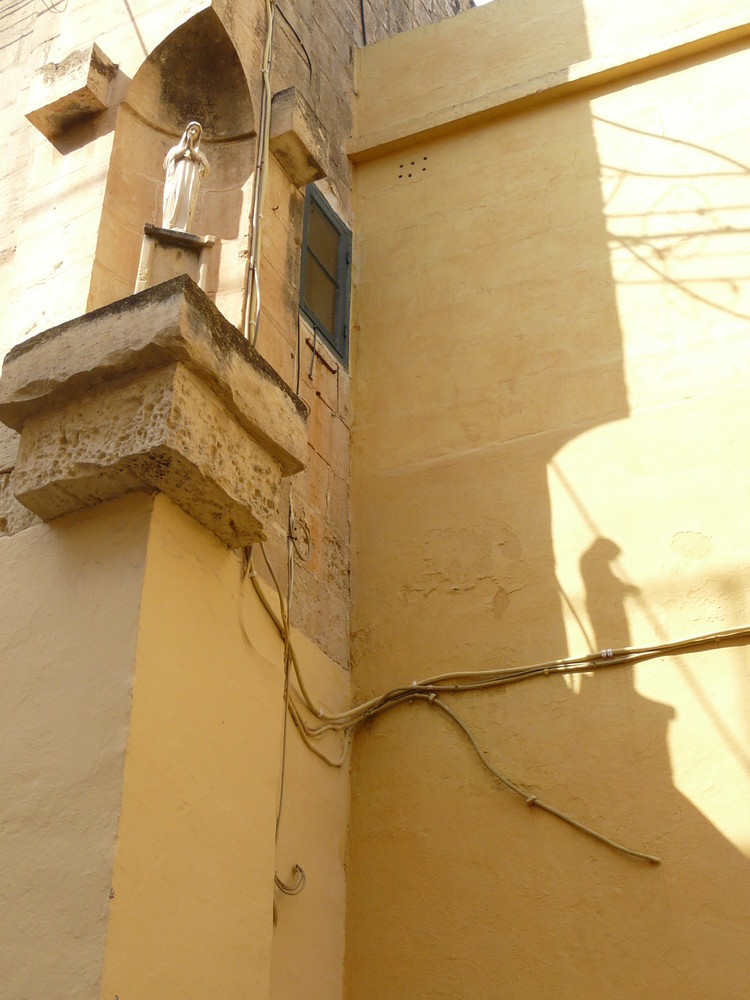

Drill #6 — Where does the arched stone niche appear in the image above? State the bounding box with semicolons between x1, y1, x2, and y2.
89;8;256;323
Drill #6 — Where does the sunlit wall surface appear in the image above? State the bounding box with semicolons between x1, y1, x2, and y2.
347;2;750;996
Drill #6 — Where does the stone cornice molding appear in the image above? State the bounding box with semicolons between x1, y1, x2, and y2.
0;276;307;547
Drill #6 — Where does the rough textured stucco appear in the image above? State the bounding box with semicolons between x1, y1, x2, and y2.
0;494;152;1000
347;3;750;997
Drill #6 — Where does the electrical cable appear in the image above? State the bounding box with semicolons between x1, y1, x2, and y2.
415;694;660;864
290;517;312;563
288;698;351;767
246;543;750;864
251;547;327;718
248;546;660;860
273;516;294;841
266;495;310;897
274;864;306;895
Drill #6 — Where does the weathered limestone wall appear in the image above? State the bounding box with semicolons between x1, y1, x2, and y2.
347;2;750;997
0;0;469;356
0;494;152;1000
240;0;470;666
0;0;468;669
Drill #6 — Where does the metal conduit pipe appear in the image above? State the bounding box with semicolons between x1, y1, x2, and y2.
242;0;276;345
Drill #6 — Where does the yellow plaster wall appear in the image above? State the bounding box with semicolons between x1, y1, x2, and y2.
0;494;152;1000
99;493;349;999
269;625;350;1000
347;11;750;998
553;50;750;850
351;0;750;158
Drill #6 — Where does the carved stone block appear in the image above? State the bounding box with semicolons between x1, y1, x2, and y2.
269;87;329;187
0;276;308;547
26;43;117;138
135;225;215;293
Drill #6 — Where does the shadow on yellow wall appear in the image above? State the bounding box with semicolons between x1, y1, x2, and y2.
348;4;750;996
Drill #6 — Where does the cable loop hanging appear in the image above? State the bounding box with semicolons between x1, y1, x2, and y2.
275;864;306;895
290;514;312;562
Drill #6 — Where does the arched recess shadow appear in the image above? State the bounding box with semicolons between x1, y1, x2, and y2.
88;7;255;317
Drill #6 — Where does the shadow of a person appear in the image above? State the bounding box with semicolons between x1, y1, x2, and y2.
559;537;750;997
580;536;640;651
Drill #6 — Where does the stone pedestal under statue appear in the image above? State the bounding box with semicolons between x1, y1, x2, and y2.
135;223;215;294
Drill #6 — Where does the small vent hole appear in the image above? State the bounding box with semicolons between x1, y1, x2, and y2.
397;156;428;180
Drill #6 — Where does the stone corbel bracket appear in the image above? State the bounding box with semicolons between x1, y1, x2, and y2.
269;87;329;187
0;276;308;548
26;43;118;139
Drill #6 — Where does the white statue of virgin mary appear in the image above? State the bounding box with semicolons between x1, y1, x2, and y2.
162;121;210;232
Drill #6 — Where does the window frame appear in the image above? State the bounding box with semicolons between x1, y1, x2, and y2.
299;185;352;366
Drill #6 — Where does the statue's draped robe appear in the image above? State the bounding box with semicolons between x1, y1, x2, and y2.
163;152;204;232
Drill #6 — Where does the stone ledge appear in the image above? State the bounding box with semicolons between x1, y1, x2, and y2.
270;87;329;187
26;43;117;139
143;224;215;251
0;277;308;547
0;275;307;473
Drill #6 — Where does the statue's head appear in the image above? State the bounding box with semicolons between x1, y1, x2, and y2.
185;121;202;148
